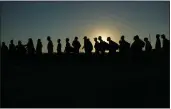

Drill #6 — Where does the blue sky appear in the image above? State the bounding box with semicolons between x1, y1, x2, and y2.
1;1;170;52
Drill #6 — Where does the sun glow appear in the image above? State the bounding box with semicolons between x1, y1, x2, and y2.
94;32;109;42
90;27;120;42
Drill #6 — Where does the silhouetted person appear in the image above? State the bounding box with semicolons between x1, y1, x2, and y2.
161;34;170;53
131;35;145;54
26;38;35;55
94;37;100;54
16;40;26;56
87;38;93;54
98;36;108;55
36;39;43;55
1;42;8;56
155;34;161;52
57;39;62;54
107;37;119;54
47;36;53;54
83;36;93;54
65;38;73;54
144;38;152;53
72;36;81;54
83;36;88;53
9;40;16;55
119;35;130;54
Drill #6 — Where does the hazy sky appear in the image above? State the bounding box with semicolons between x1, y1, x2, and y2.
1;1;170;52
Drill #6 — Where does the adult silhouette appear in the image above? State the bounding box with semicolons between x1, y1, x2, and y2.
47;36;53;54
72;36;81;54
57;39;62;54
107;37;119;54
161;34;169;53
87;38;93;54
36;39;43;55
144;37;152;53
155;34;161;52
82;36;88;53
119;35;130;54
94;37;100;54
9;40;16;55
16;40;26;56
98;36;108;55
1;42;8;56
83;36;93;54
131;35;145;54
26;38;35;55
65;38;73;54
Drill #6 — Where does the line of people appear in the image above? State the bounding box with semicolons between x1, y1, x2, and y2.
1;34;169;56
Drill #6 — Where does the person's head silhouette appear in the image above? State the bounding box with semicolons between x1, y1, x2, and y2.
83;36;87;39
144;37;148;42
156;34;160;39
18;40;22;45
57;39;61;43
134;35;139;41
47;36;51;41
28;38;33;43
2;42;5;46
83;36;87;40
98;36;102;41
10;40;14;44
107;37;111;41
37;39;41;42
161;34;166;39
94;37;97;42
66;38;69;42
121;35;125;40
75;36;78;40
